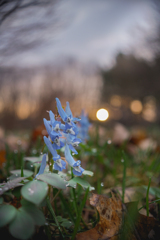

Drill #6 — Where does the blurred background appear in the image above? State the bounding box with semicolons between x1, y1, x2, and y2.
0;0;160;132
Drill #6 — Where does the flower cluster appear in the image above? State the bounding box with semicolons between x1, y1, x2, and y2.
43;98;84;176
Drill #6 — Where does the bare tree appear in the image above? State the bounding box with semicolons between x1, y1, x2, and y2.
0;0;54;25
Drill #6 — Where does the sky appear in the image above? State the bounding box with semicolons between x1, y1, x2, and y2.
0;0;159;68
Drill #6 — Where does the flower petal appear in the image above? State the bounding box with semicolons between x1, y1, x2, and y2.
65;144;75;166
56;98;67;122
65;102;73;118
35;154;46;178
44;136;59;159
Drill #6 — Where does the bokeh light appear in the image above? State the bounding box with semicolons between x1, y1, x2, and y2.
130;100;143;114
110;95;122;107
96;109;109;121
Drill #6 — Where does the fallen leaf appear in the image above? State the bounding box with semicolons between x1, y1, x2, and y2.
76;191;122;240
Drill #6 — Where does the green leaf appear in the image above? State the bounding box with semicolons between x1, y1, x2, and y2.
0;197;3;204
37;173;67;189
21;180;48;205
9;208;35;240
56;216;64;222
21;205;46;226
12;186;22;198
0;204;17;227
61;220;73;228
10;169;33;178
24;156;42;163
0;177;26;195
82;170;94;176
68;177;94;191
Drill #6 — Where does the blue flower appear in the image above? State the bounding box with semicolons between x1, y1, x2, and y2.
65;144;84;176
64;124;78;136
56;98;80;126
44;136;66;171
34;154;46;179
52;136;65;150
66;135;82;154
43;118;61;140
43;118;57;141
65;101;81;123
43;118;64;149
49;111;62;137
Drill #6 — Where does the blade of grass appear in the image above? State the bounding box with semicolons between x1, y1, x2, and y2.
21;157;24;177
71;168;79;217
59;191;75;224
122;151;127;204
71;187;89;240
146;177;151;217
46;196;64;239
138;198;160;211
5;144;10;176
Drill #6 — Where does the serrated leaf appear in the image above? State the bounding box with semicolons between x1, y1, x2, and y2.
37;173;67;189
9;208;35;240
21;180;48;205
68;177;94;191
10;169;33;178
21;205;45;226
0;204;17;227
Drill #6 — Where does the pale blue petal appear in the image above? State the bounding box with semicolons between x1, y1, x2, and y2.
64;144;75;166
49;111;55;125
60;124;65;130
73;117;81;122
44;136;59;158
73;167;84;176
69;144;78;154
65;102;73;118
43;118;52;137
35;154;46;178
54;160;66;171
73;160;81;167
56;98;67;122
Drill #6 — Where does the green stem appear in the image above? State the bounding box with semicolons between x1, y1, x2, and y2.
41;143;46;153
138;198;160;211
46;197;64;239
34;165;38;176
146;177;151;217
71;168;78;216
21;159;24;177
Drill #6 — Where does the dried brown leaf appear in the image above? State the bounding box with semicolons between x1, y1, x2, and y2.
76;191;122;240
